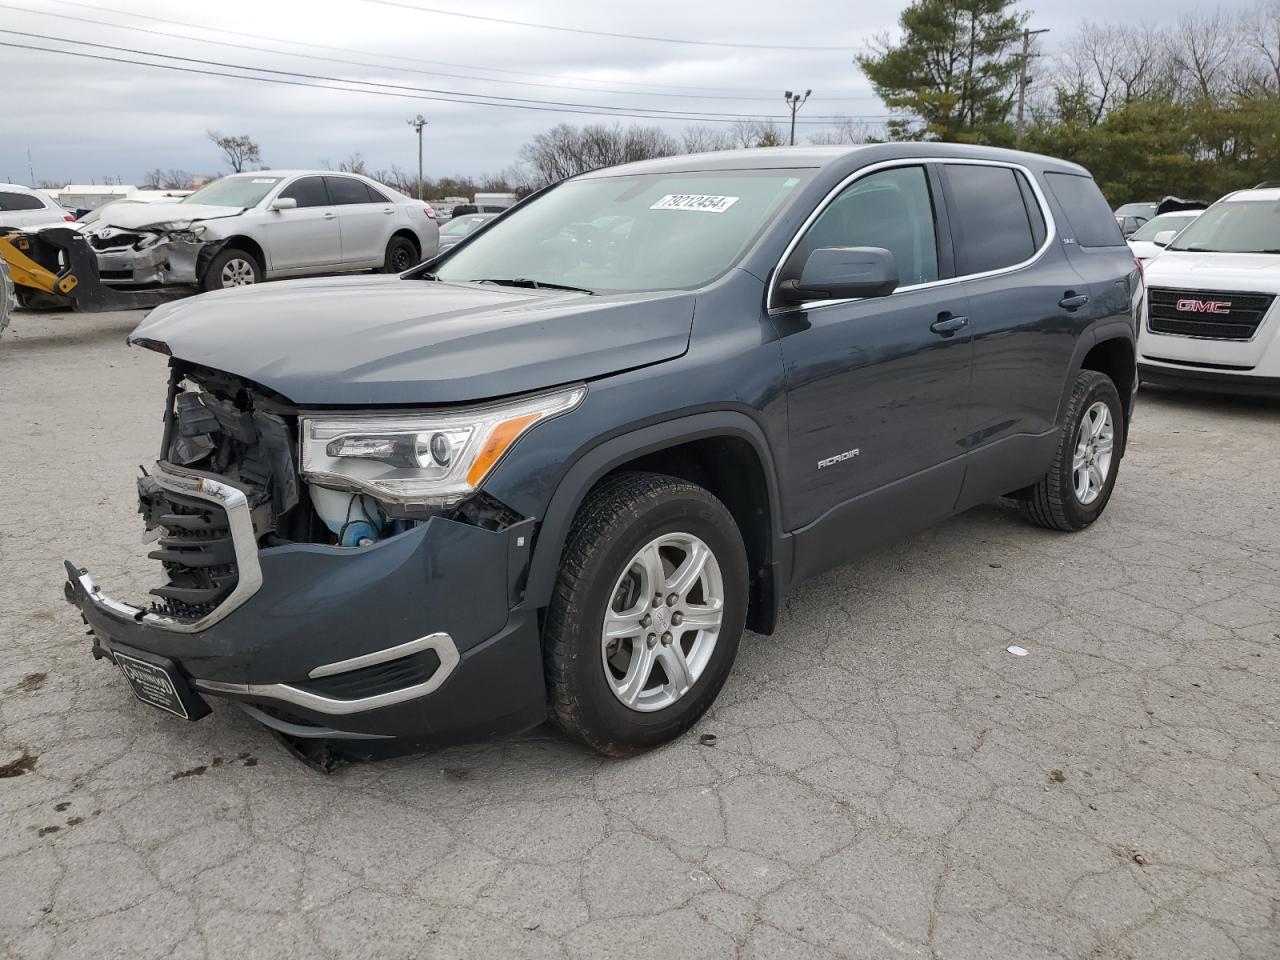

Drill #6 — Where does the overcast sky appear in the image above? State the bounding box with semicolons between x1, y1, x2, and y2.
1;0;1240;187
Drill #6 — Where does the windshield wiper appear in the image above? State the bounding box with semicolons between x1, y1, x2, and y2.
473;277;594;294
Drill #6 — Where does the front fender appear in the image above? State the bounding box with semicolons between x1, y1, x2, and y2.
519;409;790;612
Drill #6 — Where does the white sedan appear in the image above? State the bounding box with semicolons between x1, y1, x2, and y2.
0;183;75;230
1127;210;1202;261
85;171;440;291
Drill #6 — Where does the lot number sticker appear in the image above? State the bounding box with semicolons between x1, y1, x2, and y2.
651;194;740;213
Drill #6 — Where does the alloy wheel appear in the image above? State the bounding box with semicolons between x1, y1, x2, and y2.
601;532;724;713
1072;400;1114;505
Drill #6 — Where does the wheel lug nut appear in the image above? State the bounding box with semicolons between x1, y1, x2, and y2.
671;612;683;626
646;633;657;648
652;595;662;608
640;614;651;628
661;632;673;645
666;593;678;606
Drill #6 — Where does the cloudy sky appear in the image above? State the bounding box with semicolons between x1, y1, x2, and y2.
1;0;1236;187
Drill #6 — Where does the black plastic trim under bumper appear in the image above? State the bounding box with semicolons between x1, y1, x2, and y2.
1138;362;1280;397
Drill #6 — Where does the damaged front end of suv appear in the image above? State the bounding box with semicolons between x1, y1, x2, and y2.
65;356;578;766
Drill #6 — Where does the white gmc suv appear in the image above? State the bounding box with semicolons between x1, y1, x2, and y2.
1138;187;1280;396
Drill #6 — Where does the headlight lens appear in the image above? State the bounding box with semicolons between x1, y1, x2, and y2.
299;385;586;505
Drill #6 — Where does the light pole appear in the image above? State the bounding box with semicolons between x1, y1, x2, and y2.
783;89;811;146
407;114;427;200
1016;28;1049;142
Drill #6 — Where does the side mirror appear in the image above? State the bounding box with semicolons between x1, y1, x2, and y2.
1151;229;1178;248
269;197;297;211
776;246;899;305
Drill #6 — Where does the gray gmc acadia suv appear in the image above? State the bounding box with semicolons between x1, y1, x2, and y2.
65;144;1140;765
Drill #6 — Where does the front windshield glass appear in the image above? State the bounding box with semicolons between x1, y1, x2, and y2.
182;176;282;208
434;170;812;293
1114;202;1156;218
1168;200;1280;253
1131;213;1196;242
441;216;485;237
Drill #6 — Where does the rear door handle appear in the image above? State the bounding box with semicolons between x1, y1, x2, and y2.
930;312;969;336
1059;292;1090;311
383;207;394;214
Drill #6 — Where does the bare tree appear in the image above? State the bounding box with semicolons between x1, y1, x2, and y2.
1053;22;1176;125
338;152;367;175
207;131;262;172
680;125;737;153
1235;0;1280;97
731;119;784;149
1168;11;1233;101
808;118;874;145
519;123;678;187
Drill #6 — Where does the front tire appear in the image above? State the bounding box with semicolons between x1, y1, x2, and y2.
1017;369;1124;531
544;472;748;756
202;248;261;291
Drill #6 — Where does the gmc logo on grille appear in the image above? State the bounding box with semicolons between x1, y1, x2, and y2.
1175;298;1232;314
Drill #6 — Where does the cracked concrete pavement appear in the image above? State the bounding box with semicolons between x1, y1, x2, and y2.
1;309;1278;960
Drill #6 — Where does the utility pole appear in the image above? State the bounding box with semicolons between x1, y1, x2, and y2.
783;89;811;146
407;114;427;200
1016;28;1049;142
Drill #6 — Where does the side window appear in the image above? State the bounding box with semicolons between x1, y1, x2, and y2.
1044;172;1126;247
326;177;374;205
944;164;1039;274
0;191;46;211
364;182;391;203
279;177;329;208
788;165;940;288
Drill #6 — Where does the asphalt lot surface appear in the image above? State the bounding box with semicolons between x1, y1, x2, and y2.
1;307;1278;960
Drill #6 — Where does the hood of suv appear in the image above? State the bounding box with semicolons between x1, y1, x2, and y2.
1144;250;1280;292
129;276;695;404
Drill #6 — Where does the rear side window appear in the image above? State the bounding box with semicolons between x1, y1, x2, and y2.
0;191;46;211
944;164;1039;274
1045;172;1126;247
279;176;329;208
326;177;374;205
364;182;390;203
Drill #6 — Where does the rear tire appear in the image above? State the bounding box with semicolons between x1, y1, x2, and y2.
202;248;261;291
382;235;419;273
544;472;748;756
1017;369;1123;531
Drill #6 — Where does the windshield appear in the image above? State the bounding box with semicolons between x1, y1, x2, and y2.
1114;202;1156;218
1131;212;1197;242
1168;200;1280;253
182;176;282;208
434;170;812;293
441;216;486;237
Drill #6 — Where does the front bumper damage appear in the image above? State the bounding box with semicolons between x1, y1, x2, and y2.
90;232;206;286
63;459;547;759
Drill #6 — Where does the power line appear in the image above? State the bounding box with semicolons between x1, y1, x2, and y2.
0;38;896;125
0;2;879;104
31;0;792;98
363;0;862;52
0;29;878;122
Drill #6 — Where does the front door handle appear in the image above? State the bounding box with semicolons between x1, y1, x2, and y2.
323;211;337;220
1059;291;1090;311
930;312;969;336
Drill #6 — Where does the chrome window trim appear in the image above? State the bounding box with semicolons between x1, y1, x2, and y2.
75;463;264;634
192;632;461;716
766;157;1059;314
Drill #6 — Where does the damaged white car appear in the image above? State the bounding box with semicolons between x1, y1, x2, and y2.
86;171;440;291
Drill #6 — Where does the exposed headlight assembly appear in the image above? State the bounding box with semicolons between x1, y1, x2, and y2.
299;385;586;506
